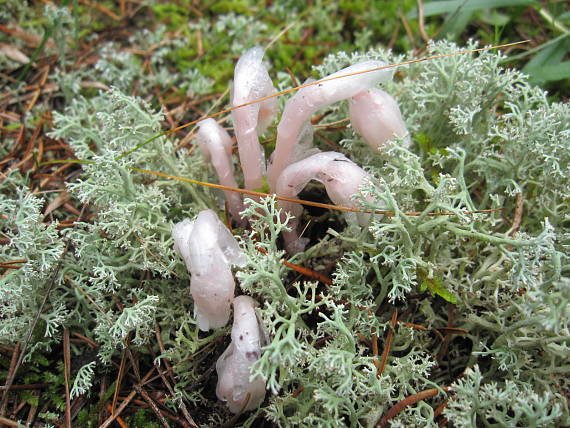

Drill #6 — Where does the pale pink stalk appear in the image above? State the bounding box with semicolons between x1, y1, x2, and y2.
216;296;266;413
267;60;393;191
276;151;375;253
196;118;246;225
232;47;278;190
172;210;246;331
349;88;409;150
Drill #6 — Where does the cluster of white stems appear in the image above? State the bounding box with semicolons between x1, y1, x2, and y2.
173;46;409;413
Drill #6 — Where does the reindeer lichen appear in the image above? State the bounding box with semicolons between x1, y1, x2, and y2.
1;23;568;427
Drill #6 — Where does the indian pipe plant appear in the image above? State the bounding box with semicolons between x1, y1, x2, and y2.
0;5;569;427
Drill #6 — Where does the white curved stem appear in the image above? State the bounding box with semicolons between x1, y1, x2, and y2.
232;47;277;190
196;118;246;225
172;210;246;331
216;295;266;413
349;88;409;151
276;151;377;253
268;60;393;191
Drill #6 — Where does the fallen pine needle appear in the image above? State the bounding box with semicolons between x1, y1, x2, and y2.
130;167;501;218
377;310;398;377
376;386;450;427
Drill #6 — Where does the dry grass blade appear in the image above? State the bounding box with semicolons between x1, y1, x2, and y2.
0;243;69;414
130;167;501;218
111;347;128;415
117;40;529;160
63;329;71;428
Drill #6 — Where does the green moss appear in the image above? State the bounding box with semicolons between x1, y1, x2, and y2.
210;0;256;15
151;4;190;30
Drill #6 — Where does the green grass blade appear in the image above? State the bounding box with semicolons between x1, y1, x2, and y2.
525;61;570;83
408;0;537;19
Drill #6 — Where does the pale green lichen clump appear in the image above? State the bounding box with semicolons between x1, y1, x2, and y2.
1;37;568;427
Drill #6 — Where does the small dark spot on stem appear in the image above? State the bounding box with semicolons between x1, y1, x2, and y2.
245;351;259;360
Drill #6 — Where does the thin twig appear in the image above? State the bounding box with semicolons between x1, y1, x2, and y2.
312;117;350;129
399;321;428;331
256;246;332;285
63;329;71;428
377;310;398;377
266;20;297;51
25;391;39;426
0;241;70;413
100;390;136;428
78;0;120;20
99;367;156;428
133;384;170;428
436;327;467;335
153;326;175;384
71;332;99;349
152;326;199;428
0;342;20;416
371;330;381;377
111;346;128;415
104;405;128;428
0;384;46;391
127;398;191;426
376;387;450;427
0;259;26;265
437;303;455;365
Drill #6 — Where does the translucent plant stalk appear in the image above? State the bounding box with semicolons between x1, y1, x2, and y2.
196;118;246;225
172;210;246;331
267;60;393;191
276;151;376;253
349;88;410;150
232;46;278;190
216;295;266;413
